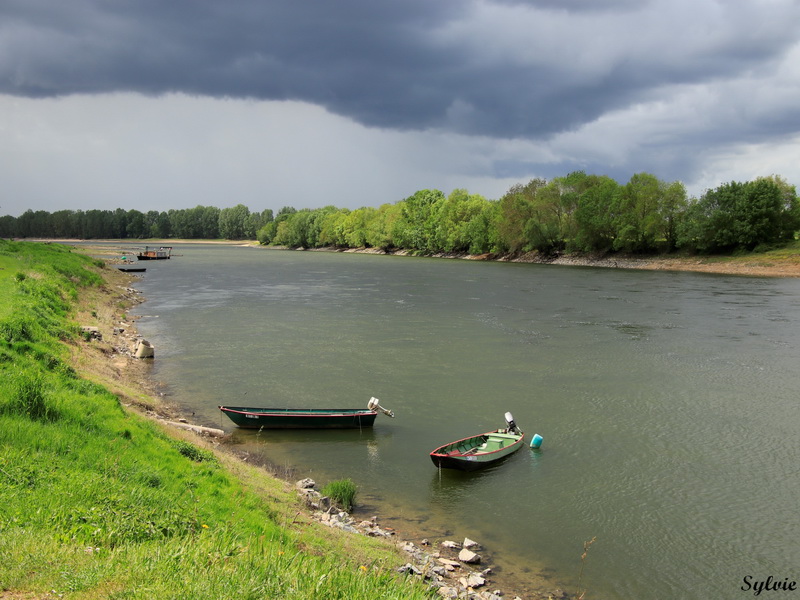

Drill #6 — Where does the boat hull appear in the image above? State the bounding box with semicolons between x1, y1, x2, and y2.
136;254;170;260
430;429;525;471
136;246;172;260
218;406;379;429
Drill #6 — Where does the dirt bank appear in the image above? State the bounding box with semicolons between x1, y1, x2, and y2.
509;252;800;278
317;245;800;278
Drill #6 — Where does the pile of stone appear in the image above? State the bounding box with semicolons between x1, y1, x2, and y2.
296;478;538;600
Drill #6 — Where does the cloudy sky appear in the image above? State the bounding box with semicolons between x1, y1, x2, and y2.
3;0;800;217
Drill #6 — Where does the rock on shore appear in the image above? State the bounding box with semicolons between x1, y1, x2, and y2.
296;478;570;600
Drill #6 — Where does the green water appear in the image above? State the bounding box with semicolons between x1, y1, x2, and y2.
126;244;800;599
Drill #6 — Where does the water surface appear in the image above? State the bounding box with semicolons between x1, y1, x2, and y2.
125;244;800;599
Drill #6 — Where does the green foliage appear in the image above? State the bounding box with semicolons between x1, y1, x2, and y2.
171;439;219;464
322;478;358;511
571;176;621;252
3;172;798;257
219;203;251;240
612;173;662;252
0;369;61;422
677;178;798;253
431;189;493;253
0;314;41;343
394;189;446;252
496;178;547;253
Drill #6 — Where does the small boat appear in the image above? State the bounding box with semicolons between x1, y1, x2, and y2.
136;246;172;260
430;412;525;471
218;397;394;429
117;266;146;272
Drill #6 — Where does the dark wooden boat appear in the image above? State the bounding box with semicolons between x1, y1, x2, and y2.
218;397;394;429
430;412;525;471
117;266;146;272
136;246;172;260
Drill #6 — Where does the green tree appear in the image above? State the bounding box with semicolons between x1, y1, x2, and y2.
754;175;800;242
660;181;689;251
318;210;349;247
613;173;664;252
81;210;112;239
677;178;796;252
219;204;251;240
245;209;273;239
273;209;317;248
521;173;588;254
572;176;622;252
147;211;171;239
109;208;129;239
257;207;294;245
125;210;148;238
431;189;491;253
0;214;15;238
365;203;402;250
393;189;445;251
52;210;78;238
341;207;374;248
496;178;547;253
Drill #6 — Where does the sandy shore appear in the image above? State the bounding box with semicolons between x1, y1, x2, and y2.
335;246;800;278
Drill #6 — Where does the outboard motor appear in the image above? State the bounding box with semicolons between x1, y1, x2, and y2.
368;397;395;418
504;411;519;434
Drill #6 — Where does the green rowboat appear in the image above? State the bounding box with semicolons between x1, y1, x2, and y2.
218;397;394;429
430;412;525;471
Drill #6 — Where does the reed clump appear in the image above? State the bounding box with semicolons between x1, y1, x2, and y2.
322;478;358;511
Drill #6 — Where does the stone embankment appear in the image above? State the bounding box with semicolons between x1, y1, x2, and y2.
296;478;570;600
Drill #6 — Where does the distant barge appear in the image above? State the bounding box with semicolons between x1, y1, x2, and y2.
136;246;172;260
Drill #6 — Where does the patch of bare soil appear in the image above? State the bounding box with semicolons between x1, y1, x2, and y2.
502;251;800;278
70;265;179;420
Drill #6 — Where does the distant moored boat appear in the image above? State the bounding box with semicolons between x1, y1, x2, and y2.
136;246;172;260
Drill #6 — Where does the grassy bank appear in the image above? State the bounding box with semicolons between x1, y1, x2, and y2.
0;240;434;600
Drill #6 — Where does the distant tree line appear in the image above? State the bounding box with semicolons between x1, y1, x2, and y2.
257;172;799;255
0;204;272;242
3;172;798;255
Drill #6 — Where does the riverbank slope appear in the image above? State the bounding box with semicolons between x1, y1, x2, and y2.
0;241;441;600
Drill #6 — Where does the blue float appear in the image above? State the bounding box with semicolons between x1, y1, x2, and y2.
530;433;543;449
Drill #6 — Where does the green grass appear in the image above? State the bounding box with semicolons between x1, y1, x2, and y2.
322;478;358;511
0;240;434;600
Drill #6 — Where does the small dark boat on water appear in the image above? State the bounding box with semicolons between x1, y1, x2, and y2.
218;397;395;429
117;266;146;272
430;412;527;471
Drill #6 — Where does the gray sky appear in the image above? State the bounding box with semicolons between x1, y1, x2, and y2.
3;0;800;217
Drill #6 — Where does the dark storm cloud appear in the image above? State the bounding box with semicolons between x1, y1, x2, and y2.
4;0;798;142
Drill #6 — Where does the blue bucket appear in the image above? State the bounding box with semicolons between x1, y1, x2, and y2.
530;434;543;449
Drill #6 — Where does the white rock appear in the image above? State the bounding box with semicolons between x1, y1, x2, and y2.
458;548;482;564
437;558;461;567
464;537;481;549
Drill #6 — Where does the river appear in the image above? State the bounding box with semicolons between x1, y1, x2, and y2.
122;243;800;599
